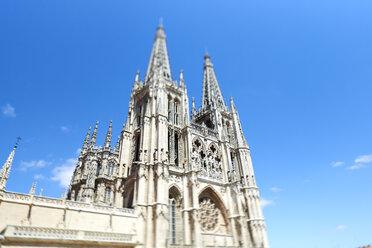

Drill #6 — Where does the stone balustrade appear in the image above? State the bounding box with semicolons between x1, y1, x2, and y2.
1;191;135;216
190;122;218;138
2;225;136;245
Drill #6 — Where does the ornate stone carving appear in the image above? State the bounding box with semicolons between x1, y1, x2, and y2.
199;198;219;232
191;138;205;171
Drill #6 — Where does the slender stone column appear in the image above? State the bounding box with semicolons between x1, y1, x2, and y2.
154;113;169;248
145;166;154;248
135;163;148;247
190;172;202;247
226;186;239;246
155;163;169;247
236;192;252;248
182;174;191;245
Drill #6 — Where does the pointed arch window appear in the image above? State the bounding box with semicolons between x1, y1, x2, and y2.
170;196;176;244
96;162;101;176
168;188;182;245
104;188;111;202
231;152;235;169
74;190;79;201
168;131;171;162
107;163;114;176
137;105;142;127
198;189;229;234
174;101;179;125
168;98;172;122
174;133;179;166
135;135;141;162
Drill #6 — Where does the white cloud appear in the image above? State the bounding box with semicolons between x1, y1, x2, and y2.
335;225;347;230
347;164;365;170
1;104;16;117
60;126;69;133
33;174;45;180
269;187;282;193
51;158;77;188
354;154;372;164
20;160;52;171
75;148;81;155
331;161;344;168
260;198;275;208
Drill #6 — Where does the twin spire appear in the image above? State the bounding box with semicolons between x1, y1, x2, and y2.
202;53;226;111
144;25;226;112
145;24;172;83
80;121;119;154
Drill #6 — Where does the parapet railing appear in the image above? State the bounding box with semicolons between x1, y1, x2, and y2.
190;122;218;138
3;225;135;244
1;191;135;215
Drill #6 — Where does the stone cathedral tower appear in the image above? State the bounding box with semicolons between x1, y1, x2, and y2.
68;25;269;248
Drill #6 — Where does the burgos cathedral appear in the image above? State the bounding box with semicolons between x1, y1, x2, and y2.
0;25;269;248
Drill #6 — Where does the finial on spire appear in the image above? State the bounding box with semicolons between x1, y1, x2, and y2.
104;120;113;149
114;135;120;152
179;69;185;87
204;52;213;68
205;52;210;59
29;182;37;195
230;96;237;112
15;137;21;148
159;17;163;28
90;121;99;148
135;70;140;83
155;21;166;39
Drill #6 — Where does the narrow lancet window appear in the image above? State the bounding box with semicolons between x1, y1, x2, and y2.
174;133;179;166
231;152;235;169
135;135;141;161
107;163;114;176
104;188;111;202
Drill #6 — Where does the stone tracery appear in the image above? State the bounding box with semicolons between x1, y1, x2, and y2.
199;197;219;232
194;142;223;180
191;138;206;171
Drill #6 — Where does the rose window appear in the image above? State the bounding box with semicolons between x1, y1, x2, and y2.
199;198;219;232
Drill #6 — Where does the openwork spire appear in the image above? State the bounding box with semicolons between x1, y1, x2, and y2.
145;24;172;83
0;139;19;192
202;53;226;111
104;120;112;149
82;126;91;151
230;96;248;148
90;121;99;148
114;135;120;153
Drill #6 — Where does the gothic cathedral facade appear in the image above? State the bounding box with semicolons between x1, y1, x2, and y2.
0;25;269;248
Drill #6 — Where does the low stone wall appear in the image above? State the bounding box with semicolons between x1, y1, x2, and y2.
0;192;138;247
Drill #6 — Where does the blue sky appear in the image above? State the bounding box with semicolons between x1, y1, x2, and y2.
1;0;372;247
